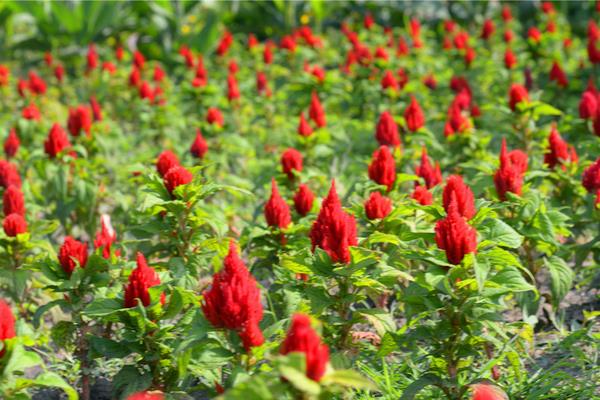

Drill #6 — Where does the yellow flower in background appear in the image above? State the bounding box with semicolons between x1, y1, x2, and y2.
300;14;310;25
107;37;116;46
182;25;191;35
187;15;197;23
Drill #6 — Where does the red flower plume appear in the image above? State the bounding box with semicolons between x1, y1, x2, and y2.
508;84;529;111
44;123;72;159
404;95;425;132
442;175;476;219
124;253;165;308
280;314;329;382
4;129;19;159
582;157;600;193
381;70;399;91
264;179;291;229
494;138;527;201
309;181;357;264
190;129;208;159
67;105;92;137
364;192;392;220
411;185;433;205
281;148;303;180
94;214;117;259
579;91;597;119
206;107;224;127
0;161;21;189
3;213;26;237
163;166;193;196
435;194;477;265
58;236;88;276
227;74;240;102
127;391;165;400
0;300;16;358
293;184;315;216
156;150;180;177
471;383;508;400
202;240;264;351
375;111;401;148
368;146;396;192
22;103;41;121
298;113;313;137
3;186;24;216
415;147;442;188
549;61;568;87
309;92;326;128
544;125;577;169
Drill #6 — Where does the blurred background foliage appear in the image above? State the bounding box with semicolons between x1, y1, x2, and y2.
0;0;595;70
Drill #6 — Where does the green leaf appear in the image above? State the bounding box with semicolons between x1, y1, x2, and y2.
488;265;536;293
276;353;321;395
479;218;523;248
83;298;123;317
545;256;573;308
31;372;78;400
321;369;376;390
89;336;132;359
400;373;443;399
356;309;395;337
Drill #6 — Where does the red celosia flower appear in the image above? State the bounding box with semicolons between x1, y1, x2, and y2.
309;92;326;128
116;46;124;61
528;27;542;42
87;44;98;71
541;1;555;14
54;64;64;82
17;79;27;97
0;161;21;189
310;66;325;83
256;71;270;96
444;104;471;136
364;192;392;220
298;113;313;137
0;65;9;86
397;36;410;56
264;179;291;229
263;42;274;64
502;5;513;21
280;313;329;382
582;157;600;193
227;74;240;102
126;391;165;400
504;49;517;69
4;129;19;159
202;240;264;351
28;72;46;95
423;74;437;89
67;105;92;137
248;34;259;49
228;60;239;75
381;70;399;91
102;62;116;74
206;107;224;127
435;194;477;265
416;147;442;188
129;67;141;87
3;186;24;216
139;81;154;102
293;184;315;216
404;95;425;132
470;383;508;400
481;19;495;39
579;91;598;119
58;236;88;276
21;103;41;121
190;129;208;159
309;181;357;264
411;185;433;205
544;125;577;169
281;148;303;180
375;111;401;148
508;84;529;111
368;146;396;192
3;213;26;237
216;30;234;57
44;123;72;159
280;35;296;52
374;46;389;62
124;253;165;308
363;13;374;29
0;299;16;358
549;61;568;87
133;51;146;70
90;96;102;122
153;65;166;83
442;175;476;219
494;139;527;200
180;45;195;68
94;214;117;259
163;166;193;196
156;150;180;177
